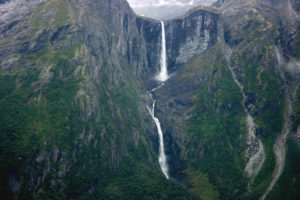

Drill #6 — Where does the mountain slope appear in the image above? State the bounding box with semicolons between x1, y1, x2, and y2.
152;0;300;199
0;0;193;199
0;0;299;199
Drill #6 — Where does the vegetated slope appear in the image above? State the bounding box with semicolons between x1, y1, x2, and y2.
266;140;300;200
152;0;300;199
0;0;193;199
0;0;300;199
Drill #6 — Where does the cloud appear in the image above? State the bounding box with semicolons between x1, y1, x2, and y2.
127;0;217;20
128;0;195;8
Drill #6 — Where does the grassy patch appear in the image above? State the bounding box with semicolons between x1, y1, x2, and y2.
31;0;72;31
186;168;219;200
0;41;84;198
292;88;300;132
295;43;300;60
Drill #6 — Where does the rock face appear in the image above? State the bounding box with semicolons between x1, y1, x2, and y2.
0;0;300;199
135;17;162;79
152;0;300;199
0;0;185;199
165;8;219;72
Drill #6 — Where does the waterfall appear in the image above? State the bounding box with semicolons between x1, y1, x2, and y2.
156;21;169;82
145;20;170;179
147;94;169;179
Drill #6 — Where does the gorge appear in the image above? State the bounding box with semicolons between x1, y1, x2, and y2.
0;0;299;200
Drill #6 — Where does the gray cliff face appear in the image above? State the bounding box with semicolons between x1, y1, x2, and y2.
136;17;162;79
165;8;219;73
0;0;165;198
1;0;300;199
0;0;47;71
151;0;300;198
0;0;223;197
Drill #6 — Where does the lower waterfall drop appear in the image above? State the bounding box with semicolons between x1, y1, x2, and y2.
147;94;169;179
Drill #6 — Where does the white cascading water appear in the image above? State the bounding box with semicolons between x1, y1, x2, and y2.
147;95;169;179
145;20;169;179
156;21;169;82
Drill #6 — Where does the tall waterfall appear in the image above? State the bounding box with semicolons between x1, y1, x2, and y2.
147;95;169;179
145;21;170;178
156;21;169;82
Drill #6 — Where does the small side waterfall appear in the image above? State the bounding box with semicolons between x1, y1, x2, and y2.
146;94;169;179
156;21;169;82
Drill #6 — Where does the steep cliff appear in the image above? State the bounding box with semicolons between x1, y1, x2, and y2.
0;0;192;199
0;0;299;199
165;7;219;72
150;0;300;199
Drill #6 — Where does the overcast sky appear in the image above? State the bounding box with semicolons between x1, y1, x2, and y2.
127;0;216;8
127;0;217;20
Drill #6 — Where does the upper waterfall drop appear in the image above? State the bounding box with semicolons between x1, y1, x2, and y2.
156;21;169;82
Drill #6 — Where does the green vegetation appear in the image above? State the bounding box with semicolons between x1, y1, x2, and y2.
92;154;194;200
31;0;73;31
0;41;85;199
231;42;285;197
292;88;300;132
295;43;300;60
266;140;300;200
247;137;276;199
186;169;219;200
1;0;297;199
0;70;82;199
180;45;248;199
0;73;16;99
0;35;194;199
